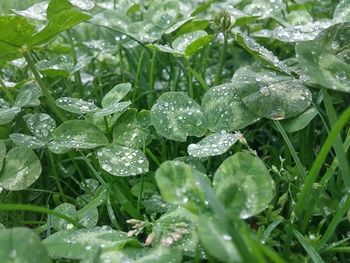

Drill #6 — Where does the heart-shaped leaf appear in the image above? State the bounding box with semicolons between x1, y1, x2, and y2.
112;109;151;148
97;145;149;176
151;92;207;142
10;133;45;149
155;161;211;214
56;97;98;114
188;131;239;158
102;82;132;107
0;146;42;191
281;107;318;133
213;152;273;219
51;203;77;231
145;0;180;29
25;113;56;141
14;82;42;108
0;105;21;125
201;83;259;132
0;228;50;263
49;120;108;153
94;101;131;117
43;227;140;260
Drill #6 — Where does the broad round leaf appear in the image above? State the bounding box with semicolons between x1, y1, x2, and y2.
112;109;151;148
56;97;98;114
10;133;45;149
51;203;77;231
197;216;240;263
155;161;211;214
25;113;56;141
281;107;318;133
145;0;180;29
94;101;131;117
49;120;108;153
0;147;42;191
14;82;42;108
188;132;239;158
152;207;199;256
36;55;73;78
334;0;350;23
174;156;206;173
213;152;273;219
172;30;213;57
0;104;21;125
43;227;140;260
0;227;50;263
201;83;259;132
77;207;98;229
97;145;149;176
242;79;312;120
151;92;207;142
128;21;163;43
102;82;132;107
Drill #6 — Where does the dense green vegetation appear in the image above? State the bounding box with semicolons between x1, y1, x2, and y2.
0;0;349;262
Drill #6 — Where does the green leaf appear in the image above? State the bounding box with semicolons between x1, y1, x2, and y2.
155;161;211;214
281;107;318;133
0;103;20;125
213;152;273;219
243;0;285;18
0;16;35;47
12;2;48;21
112;109;151;149
197;216;240;263
201;83;259;132
43;227;140;260
10;133;45;149
29;9;91;47
0;140;6;171
334;0;350;23
0;227;51;263
94;101;131;117
97;145;149;176
145;0;180;29
296;23;350;93
151;92;207;142
235;33;292;75
152;207;199;256
188;131;239;158
56;97;98;114
49;120;108;154
14;82;42;108
101;83;131;107
0;146;42;191
51;203;77;231
24;113;56;141
77;207;98;229
128;21;163;43
36;55;73;78
47;0;74;20
174;156;206;174
242;79;312;120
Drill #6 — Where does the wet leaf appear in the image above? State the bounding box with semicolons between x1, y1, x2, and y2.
155;161;211;214
188;131;239;158
112;109;151;148
44;227;140;260
24;113;56;141
145;0;180;29
102;83;132;108
151;92;207;142
12;1;48;21
0;227;51;263
0;147;42;191
49;120;108;153
0;105;21;125
213;152;273;219
56;97;98;114
97;145;149;176
334;0;350;23
51;203;77;231
10;133;45;149
201;83;259;132
94;101;131;117
14;82;42;108
197;216;240;263
281;107;318;133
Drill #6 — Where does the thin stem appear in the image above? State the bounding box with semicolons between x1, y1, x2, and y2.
48;151;68;203
119;43;126;82
23;51;67;122
67;30;84;98
274;121;306;179
214;32;228;85
148;50;157;108
185;58;194;98
0;78;15;104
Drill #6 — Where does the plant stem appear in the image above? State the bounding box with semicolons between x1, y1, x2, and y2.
48;151;67;203
185;58;194;98
148;50;156;108
214;32;228;85
0;78;15;104
67;30;84;98
23;51;67;122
